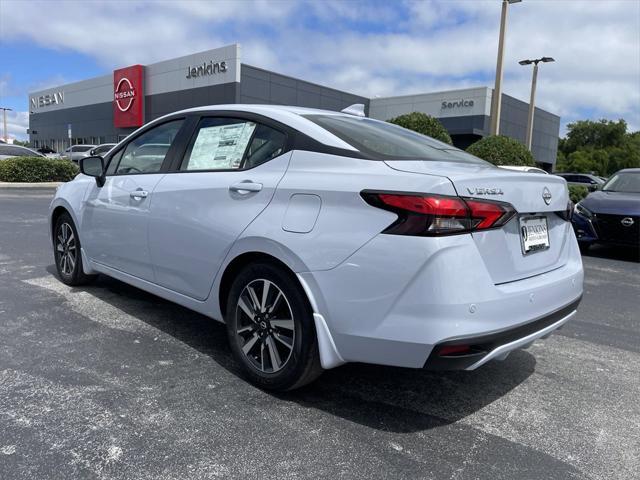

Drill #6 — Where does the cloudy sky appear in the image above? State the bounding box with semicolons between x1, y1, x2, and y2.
1;0;638;141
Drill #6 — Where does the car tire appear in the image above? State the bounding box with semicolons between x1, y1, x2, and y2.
225;261;323;391
53;212;96;286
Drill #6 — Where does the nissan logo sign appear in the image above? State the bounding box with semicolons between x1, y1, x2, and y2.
542;187;552;205
621;217;635;227
114;77;136;112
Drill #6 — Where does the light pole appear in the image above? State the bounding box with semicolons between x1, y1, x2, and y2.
0;107;12;143
519;57;555;150
490;0;522;136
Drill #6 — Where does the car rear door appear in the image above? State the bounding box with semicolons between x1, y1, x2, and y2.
80;118;188;281
147;115;291;301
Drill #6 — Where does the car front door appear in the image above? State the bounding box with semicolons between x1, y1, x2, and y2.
147;116;291;300
80;119;187;281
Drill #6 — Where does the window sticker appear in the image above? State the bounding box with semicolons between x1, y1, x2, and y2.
187;122;256;170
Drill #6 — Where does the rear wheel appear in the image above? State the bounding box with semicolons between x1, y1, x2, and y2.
225;262;322;391
53;212;96;286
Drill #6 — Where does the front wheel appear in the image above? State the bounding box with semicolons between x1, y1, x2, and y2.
53;212;96;286
225;262;322;391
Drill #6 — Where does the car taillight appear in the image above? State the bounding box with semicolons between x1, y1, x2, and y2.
556;201;574;221
361;191;516;236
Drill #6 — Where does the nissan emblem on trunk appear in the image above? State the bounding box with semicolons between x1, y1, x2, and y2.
542;187;552;205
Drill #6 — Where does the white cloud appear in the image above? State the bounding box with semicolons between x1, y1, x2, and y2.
1;0;638;138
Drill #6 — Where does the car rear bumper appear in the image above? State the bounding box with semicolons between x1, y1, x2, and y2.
302;230;584;370
424;296;581;370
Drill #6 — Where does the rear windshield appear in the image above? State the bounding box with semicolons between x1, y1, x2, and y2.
73;146;93;152
304;114;488;164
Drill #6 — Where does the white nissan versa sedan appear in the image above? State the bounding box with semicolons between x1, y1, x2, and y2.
49;105;583;391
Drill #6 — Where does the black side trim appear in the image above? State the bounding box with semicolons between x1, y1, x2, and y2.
424;295;582;370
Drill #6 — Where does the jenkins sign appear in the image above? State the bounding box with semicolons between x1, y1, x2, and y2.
113;65;144;128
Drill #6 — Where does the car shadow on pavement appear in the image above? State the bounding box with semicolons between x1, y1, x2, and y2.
582;244;639;262
45;265;536;434
285;351;535;433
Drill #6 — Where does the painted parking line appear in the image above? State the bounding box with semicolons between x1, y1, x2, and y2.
23;276;158;334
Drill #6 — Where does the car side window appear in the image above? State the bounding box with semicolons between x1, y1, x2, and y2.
106;149;124;175
180;117;286;171
3;146;31;157
113;120;184;175
243;123;287;169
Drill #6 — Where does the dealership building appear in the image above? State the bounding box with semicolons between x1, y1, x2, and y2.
28;44;560;169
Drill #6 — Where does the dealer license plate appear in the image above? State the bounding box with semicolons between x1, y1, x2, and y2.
519;216;550;254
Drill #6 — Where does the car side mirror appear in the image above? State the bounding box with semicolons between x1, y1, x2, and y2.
79;156;105;187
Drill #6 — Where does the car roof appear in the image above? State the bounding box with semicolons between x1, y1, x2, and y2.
617;168;640;173
0;145;43;156
156;104;362;151
7;145;37;152
557;172;601;178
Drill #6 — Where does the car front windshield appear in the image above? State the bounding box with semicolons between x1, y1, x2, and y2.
602;172;640;193
303;114;488;164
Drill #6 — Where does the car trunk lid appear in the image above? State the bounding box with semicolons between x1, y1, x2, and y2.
385;159;572;284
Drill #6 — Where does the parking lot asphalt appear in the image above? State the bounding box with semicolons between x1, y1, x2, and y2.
1;189;639;480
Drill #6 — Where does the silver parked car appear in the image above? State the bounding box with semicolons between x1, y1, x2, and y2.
0;144;46;160
62;144;96;163
49;105;584;390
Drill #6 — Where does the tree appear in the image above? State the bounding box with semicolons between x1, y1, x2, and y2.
387;112;453;145
556;118;639;176
561;119;628;155
466;135;535;166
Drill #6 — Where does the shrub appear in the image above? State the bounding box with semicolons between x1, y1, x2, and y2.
466;135;535;166
0;157;79;183
568;185;589;204
387;112;453;145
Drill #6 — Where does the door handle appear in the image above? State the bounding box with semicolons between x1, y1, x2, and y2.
130;190;149;199
229;182;263;194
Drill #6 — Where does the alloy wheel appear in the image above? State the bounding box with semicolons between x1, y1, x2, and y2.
235;279;295;373
56;222;77;276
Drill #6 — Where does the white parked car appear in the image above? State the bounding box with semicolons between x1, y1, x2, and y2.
62;145;96;163
499;165;549;174
48;105;584;390
0;144;46;160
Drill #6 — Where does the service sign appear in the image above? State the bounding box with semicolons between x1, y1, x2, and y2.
113;65;144;128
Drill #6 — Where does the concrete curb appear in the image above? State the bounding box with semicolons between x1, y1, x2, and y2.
0;182;62;189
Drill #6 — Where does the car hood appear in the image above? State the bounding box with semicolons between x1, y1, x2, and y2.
580;190;640;216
